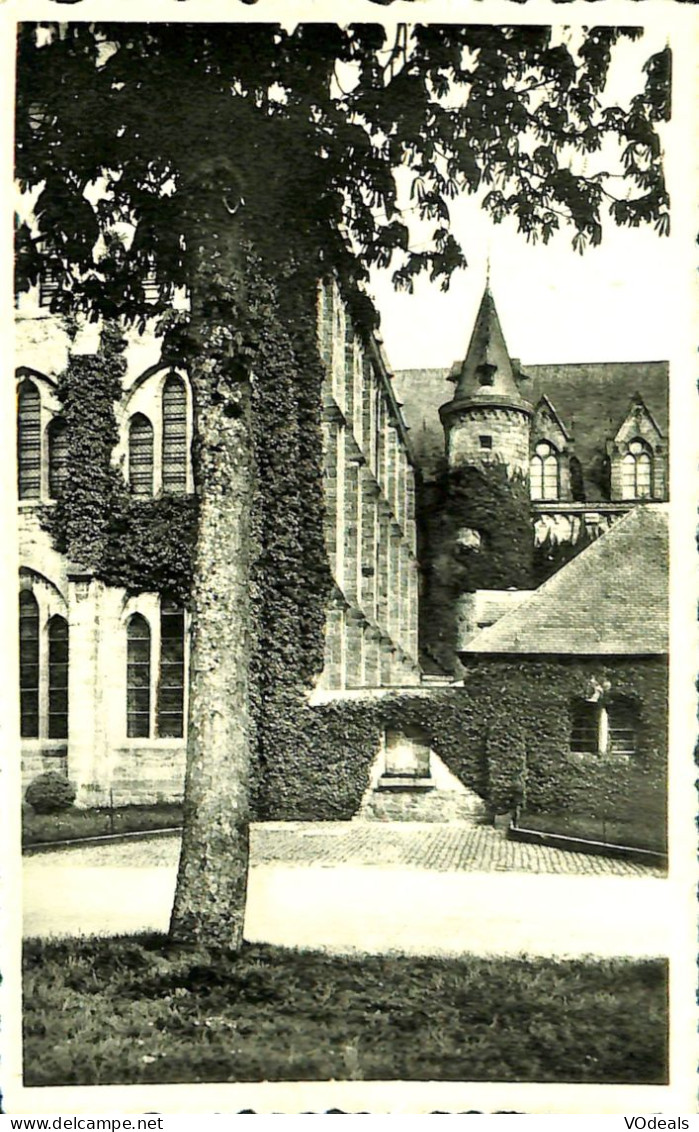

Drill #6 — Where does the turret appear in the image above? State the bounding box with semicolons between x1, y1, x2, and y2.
439;286;532;476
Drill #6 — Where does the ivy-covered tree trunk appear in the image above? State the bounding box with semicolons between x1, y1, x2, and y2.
169;188;255;950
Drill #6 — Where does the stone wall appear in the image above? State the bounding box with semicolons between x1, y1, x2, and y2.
317;279;420;690
446;405;531;478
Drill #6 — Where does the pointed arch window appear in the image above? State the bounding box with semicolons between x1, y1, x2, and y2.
126;614;151;738
158;601;185;738
19;591;40;738
161;375;187;493
621;439;652;500
47;615;69;739
530;441;560;501
17;380;41;500
47;417;68;499
128;413;154;497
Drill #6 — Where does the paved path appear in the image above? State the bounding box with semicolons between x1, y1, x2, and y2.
23;823;669;957
252;821;662;876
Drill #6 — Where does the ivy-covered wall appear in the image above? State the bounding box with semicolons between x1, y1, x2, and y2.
417;462;534;674
253;657;667;827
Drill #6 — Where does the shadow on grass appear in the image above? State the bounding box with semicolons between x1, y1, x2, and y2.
23;933;668;1087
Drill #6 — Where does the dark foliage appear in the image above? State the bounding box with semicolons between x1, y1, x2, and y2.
417;463;534;673
22;802;182;846
16;24;670;321
25;771;76;814
253;659;666;845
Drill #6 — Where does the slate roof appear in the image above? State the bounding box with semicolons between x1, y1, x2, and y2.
447;286;531;411
459;505;668;657
518;360;669;483
393;360;669;490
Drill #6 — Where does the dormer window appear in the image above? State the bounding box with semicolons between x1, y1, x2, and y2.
476;363;496;387
479;435;493;451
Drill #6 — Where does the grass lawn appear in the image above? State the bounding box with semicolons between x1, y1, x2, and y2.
22;803;182;847
23;935;668;1086
517;810;667;855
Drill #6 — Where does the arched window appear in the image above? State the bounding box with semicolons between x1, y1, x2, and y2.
47;417;68;500
158;600;185;738
19;590;40;738
126;614;151;738
621;439;653;500
530;441;559;501
47;615;69;739
161;375;187;493
128;414;154;497
17;380;41;500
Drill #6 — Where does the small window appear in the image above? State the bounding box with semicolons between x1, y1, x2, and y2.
126;614;151;738
19;590;40;738
47;417;68;500
384;726;431;779
570;700;599;755
161;375;187;493
47;615;69;739
479;435;493;450
128;413;154;497
17;380;41;501
476;363;496;387
157;601;185;738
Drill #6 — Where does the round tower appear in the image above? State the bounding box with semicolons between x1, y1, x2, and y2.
439;286;532;475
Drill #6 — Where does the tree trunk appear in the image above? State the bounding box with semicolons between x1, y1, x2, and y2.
169;372;254;948
169;187;255;950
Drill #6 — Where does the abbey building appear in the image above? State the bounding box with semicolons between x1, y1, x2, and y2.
15;272;668;816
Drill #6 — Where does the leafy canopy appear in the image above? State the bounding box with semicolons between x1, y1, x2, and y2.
16;22;670;324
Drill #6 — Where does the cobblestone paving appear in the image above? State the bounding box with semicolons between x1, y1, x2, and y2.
251;822;664;877
30;822;663;877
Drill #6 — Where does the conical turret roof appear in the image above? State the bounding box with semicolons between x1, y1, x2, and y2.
441;286;532;418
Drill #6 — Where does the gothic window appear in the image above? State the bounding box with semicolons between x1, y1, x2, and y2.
157;601;185;738
19;591;40;738
17;380;41;500
161;375;188;493
128;413;154;497
47;417;68;500
530;441;560;501
47;615;69;739
127;614;151;738
621;439;653;500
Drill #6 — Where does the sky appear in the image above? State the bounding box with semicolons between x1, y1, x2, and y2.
368;208;674;371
